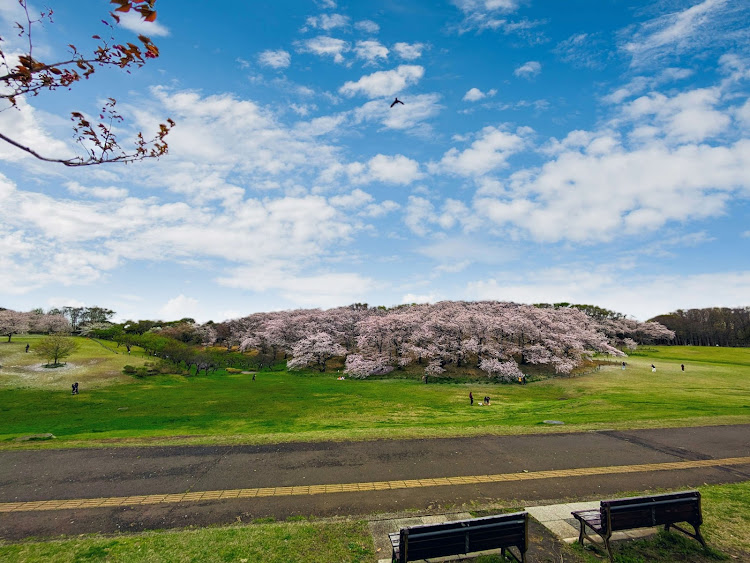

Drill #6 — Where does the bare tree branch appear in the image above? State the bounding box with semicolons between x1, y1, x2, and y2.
0;0;173;166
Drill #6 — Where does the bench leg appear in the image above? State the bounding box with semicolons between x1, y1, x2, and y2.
669;522;708;549
499;546;524;563
603;536;615;563
693;523;707;548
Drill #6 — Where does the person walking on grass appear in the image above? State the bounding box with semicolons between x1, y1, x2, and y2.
469;392;473;406
681;364;685;371
651;364;656;372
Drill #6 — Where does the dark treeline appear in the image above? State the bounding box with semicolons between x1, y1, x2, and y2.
650;307;750;347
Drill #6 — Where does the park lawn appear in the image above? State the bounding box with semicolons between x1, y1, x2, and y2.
0;335;145;390
0;343;748;448
0;519;374;563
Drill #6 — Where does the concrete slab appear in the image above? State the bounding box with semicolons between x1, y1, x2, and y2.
368;512;473;563
527;504;568;522
566;501;599;512
542;519;579;540
527;500;664;546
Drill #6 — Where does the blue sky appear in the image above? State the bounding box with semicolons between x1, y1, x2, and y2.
1;0;749;323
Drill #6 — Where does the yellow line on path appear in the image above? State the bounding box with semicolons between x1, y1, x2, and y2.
2;456;748;514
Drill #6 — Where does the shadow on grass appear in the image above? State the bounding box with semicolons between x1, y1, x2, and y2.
573;530;729;563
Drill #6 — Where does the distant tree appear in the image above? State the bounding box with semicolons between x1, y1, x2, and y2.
287;332;346;372
479;358;524;382
123;319;160;334
0;309;30;342
0;0;173;166
651;307;750;346
78;322;119;338
34;334;80;366
344;354;393;379
29;312;71;334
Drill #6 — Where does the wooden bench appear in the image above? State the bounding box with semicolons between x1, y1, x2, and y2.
389;511;528;563
571;490;706;562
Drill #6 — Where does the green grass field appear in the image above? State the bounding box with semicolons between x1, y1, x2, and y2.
0;481;746;562
1;338;748;448
0;518;374;563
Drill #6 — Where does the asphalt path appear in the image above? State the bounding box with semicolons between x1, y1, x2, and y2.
0;424;748;540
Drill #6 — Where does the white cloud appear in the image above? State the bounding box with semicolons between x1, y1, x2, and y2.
304;13;349;31
355;40;389;64
554;33;607;69
66;182;128;200
466;268;750;321
159;295;199;321
218;267;377;308
294;113;347;136
393;42;425;60
365;154;422;184
463;87;497;101
477;138;750;243
353;93;443;132
454;0;518;10
363;200;400;218
339;65;424;98
329;189;373;209
451;0;542;36
623;0;719;61
622;87;730;143
355;20;380;34
0;97;71;163
735;98;750;127
404;196;435;236
117;11;170;37
296;36;349;63
323;154;423;186
621;0;749;68
514;61;541;78
403;197;482;236
258;49;291;69
431;125;530;176
402;292;442;304
147;87;342;187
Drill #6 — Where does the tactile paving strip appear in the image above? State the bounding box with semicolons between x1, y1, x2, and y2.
1;456;747;513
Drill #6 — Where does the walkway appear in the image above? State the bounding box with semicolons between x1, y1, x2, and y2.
0;424;748;540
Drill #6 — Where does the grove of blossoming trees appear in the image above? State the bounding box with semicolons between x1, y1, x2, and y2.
0;309;71;342
229;301;675;379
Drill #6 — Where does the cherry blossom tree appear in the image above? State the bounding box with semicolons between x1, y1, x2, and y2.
229;300;671;378
0;309;30;342
479;358;524;382
344;354;393;379
29;311;71;334
287;332;346;372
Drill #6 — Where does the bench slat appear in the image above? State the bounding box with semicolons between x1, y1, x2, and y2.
393;512;528;563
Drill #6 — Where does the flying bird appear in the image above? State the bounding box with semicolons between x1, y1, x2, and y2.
390;97;404;108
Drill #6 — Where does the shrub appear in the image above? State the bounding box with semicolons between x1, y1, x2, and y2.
122;365;136;374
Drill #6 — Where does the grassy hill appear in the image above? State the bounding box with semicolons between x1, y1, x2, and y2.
1;337;748;449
